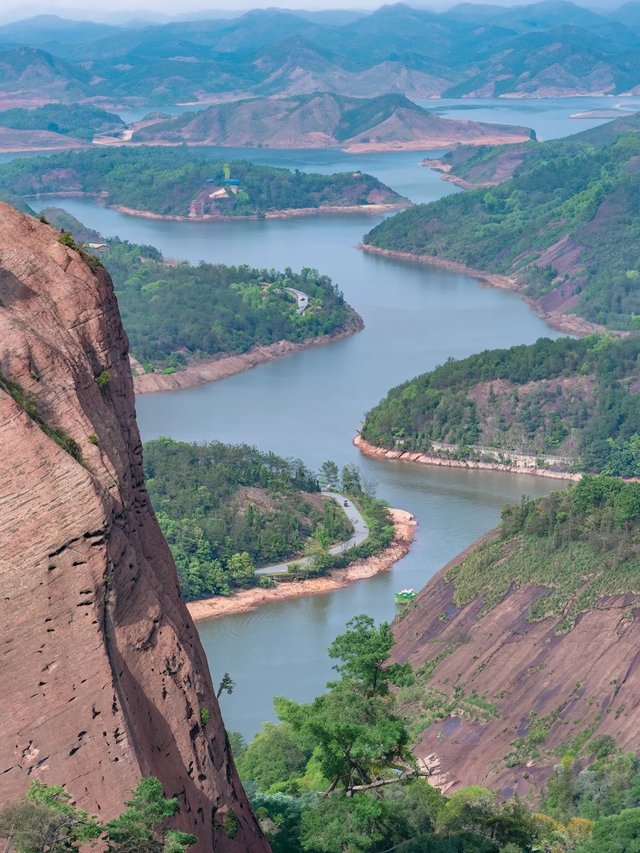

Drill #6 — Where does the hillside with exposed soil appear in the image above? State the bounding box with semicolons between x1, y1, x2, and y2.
131;93;535;151
391;477;640;800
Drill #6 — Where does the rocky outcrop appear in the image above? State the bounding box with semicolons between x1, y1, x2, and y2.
391;537;640;801
354;434;581;482
0;203;268;851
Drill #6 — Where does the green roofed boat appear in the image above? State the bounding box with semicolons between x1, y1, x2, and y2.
395;588;416;604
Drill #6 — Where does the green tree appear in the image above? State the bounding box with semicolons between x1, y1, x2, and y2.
236;723;309;793
0;781;102;853
327;614;413;697
576;808;640;852
106;778;196;853
340;464;362;494
319;460;339;490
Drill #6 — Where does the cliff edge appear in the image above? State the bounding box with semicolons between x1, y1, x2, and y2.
0;203;268;851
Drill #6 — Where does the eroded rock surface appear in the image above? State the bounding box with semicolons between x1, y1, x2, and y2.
0;203;268;851
391;535;640;800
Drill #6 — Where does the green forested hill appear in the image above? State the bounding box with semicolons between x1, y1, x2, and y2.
143;439;352;599
0;147;405;217
42;208;358;371
0;103;124;140
361;335;640;476
447;475;640;630
365;116;640;330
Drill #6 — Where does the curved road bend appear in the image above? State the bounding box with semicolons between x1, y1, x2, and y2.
254;491;369;576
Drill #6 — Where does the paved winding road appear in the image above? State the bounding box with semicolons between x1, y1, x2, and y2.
284;286;309;314
254;491;369;576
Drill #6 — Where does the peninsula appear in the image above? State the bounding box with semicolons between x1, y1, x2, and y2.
357;335;640;480
364;113;640;334
39;207;363;385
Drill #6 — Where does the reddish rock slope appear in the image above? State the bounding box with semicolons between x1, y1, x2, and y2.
391;535;640;801
0;203;268;851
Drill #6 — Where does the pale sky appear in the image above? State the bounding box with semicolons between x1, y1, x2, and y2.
0;1;405;25
0;0;618;25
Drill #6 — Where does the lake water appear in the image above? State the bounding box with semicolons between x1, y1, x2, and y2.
28;99;606;738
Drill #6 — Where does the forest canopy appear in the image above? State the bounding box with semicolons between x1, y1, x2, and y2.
361;335;640;476
41;208;357;370
364;120;640;330
0;147;403;217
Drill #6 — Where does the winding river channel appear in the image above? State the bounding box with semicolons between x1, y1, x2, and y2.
29;96;640;739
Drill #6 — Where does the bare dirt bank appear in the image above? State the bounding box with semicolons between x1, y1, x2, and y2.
132;316;363;394
344;133;533;153
354;434;582;482
186;508;416;622
358;243;609;337
110;201;409;222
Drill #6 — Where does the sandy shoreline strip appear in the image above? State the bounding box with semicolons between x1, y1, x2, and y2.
109;201;409;221
354;434;581;482
186;508;416;622
132;315;363;394
358;243;610;338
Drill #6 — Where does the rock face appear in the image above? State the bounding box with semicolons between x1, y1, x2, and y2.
0;203;268;852
391;536;640;800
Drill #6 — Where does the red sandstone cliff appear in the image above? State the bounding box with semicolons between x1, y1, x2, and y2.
0;203;268;851
391;534;640;801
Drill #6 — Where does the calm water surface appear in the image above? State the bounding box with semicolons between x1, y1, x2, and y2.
29;102;595;737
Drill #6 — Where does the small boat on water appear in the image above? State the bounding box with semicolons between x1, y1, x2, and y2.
395;588;416;604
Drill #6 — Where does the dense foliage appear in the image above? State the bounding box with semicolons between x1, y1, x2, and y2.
0;147;400;216
446;475;640;632
0;778;195;853
361;335;640;476
143;439;352;599
41;208;355;370
235;615;640;852
0;104;124;140
110;246;352;369
365;116;640;329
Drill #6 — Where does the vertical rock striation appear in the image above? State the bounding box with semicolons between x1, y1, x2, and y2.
0;203;268;851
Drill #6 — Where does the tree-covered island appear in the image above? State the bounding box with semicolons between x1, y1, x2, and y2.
0;146;408;218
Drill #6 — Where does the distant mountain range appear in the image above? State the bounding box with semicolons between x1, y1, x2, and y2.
1;3;640;106
129;93;535;151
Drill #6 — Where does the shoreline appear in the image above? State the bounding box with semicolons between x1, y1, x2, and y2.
343;133;533;153
110;201;409;221
422;159;490;190
25;192;408;221
92;134;532;154
186;508;416;622
132;315;363;394
354;434;582;482
358;243;610;338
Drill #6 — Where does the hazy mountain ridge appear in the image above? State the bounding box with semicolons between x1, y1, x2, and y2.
1;3;640;105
